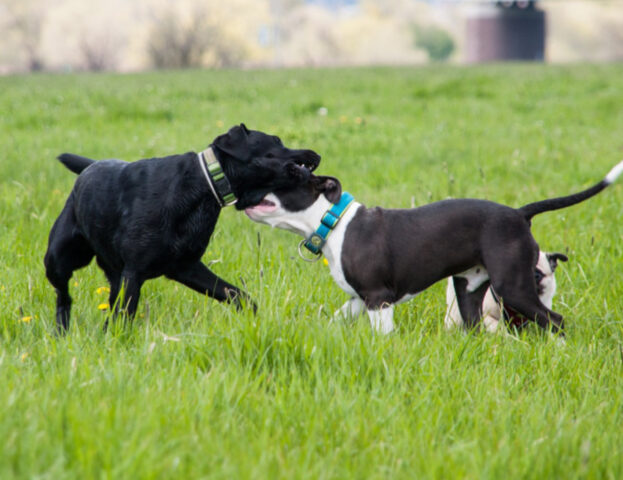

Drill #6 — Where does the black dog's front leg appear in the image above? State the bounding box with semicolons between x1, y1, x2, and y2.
166;262;257;313
105;270;144;329
119;271;143;318
101;271;121;332
100;270;145;331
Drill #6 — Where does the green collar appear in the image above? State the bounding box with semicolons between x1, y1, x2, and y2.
299;192;355;260
198;147;237;207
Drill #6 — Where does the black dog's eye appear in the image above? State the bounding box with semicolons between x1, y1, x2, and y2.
265;153;275;158
534;270;544;284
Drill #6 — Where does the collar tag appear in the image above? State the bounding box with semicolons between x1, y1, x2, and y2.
301;192;354;256
198;147;237;207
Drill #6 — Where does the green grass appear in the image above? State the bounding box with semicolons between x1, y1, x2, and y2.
1;64;623;479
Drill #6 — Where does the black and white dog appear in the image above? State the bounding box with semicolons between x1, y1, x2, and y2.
445;250;568;333
245;160;623;335
45;124;320;332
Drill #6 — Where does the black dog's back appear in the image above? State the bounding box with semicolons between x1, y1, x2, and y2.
58;153;95;174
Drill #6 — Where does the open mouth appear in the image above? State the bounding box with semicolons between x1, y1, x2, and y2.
295;152;320;172
245;197;278;216
257;198;276;208
298;161;318;172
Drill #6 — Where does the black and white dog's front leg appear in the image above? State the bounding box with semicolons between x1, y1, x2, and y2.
362;291;396;334
366;305;395;334
333;296;394;333
333;297;365;321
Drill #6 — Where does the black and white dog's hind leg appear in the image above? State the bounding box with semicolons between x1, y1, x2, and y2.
445;251;568;333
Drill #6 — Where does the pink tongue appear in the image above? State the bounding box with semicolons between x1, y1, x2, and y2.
255;204;276;212
246;200;276;214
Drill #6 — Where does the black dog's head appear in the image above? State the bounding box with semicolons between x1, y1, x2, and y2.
211;124;321;209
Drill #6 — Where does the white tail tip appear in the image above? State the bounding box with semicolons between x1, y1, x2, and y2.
605;160;623;184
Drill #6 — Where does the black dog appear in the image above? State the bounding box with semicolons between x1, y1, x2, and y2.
45;124;320;332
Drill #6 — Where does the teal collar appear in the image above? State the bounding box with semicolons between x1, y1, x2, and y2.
300;192;355;258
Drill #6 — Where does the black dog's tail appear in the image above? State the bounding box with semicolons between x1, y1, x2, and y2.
57;153;96;174
519;160;623;220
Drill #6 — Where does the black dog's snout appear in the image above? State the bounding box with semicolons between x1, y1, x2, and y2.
293;149;321;171
287;162;312;182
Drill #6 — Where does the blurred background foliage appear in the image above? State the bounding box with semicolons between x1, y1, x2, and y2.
1;0;622;74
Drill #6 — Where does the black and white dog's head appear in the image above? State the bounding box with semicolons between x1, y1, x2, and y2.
535;251;568;307
244;174;342;233
212;124;322;209
501;250;568;329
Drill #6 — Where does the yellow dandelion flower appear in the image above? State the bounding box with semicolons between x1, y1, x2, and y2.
73;281;78;287
97;303;110;311
354;117;363;125
216;120;224;128
21;316;32;323
339;115;348;123
323;258;329;266
96;286;110;295
21;352;29;362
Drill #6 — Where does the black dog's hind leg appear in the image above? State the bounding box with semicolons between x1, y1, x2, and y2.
166;261;257;313
44;206;94;333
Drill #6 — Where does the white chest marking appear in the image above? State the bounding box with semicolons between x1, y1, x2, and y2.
323;204;361;298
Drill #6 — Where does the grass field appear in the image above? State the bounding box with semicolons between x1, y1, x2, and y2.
1;64;623;479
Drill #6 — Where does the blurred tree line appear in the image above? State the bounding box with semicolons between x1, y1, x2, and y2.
0;0;621;74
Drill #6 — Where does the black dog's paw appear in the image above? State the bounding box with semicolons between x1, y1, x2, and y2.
224;288;258;314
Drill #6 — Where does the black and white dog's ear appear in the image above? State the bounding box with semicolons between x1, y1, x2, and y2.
314;176;342;203
213;125;251;161
547;252;568;271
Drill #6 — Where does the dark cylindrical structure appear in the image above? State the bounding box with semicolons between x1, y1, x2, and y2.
465;2;546;63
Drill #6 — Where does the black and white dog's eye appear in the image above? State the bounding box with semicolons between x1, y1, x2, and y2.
534;270;544;283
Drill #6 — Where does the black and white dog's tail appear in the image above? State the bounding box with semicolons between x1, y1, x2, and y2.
57;153;96;175
519;160;623;220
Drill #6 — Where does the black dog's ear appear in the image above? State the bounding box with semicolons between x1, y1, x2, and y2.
314;176;342;204
547;252;568;271
212;125;250;160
